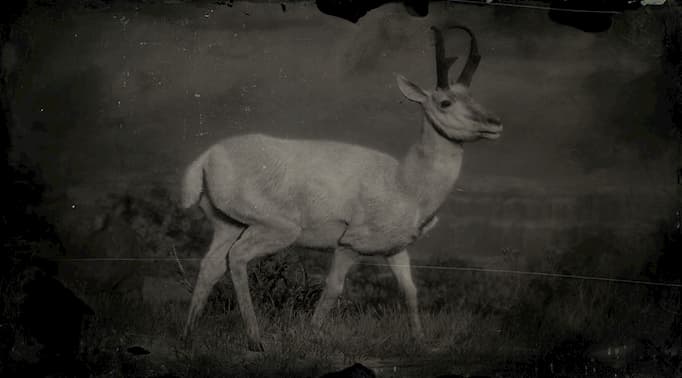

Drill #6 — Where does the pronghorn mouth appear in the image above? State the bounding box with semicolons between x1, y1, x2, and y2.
479;129;502;139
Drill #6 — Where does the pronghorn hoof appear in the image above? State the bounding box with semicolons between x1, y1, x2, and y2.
181;334;194;349
310;321;324;333
311;326;329;342
247;339;265;352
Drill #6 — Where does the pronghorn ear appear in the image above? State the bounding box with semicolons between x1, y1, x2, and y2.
396;74;427;103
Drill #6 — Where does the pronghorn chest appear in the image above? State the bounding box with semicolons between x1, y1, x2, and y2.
337;194;438;255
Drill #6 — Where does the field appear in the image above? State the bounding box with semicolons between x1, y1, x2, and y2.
1;2;681;377
1;167;680;378
49;249;682;377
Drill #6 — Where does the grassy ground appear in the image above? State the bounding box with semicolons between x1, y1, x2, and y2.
3;225;681;377
68;246;680;378
2;187;680;377
79;293;509;378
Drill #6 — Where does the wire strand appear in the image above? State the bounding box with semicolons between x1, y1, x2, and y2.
357;262;682;288
52;257;682;288
447;0;624;14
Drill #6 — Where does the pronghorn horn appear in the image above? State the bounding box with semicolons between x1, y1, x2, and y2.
450;24;481;87
431;26;457;89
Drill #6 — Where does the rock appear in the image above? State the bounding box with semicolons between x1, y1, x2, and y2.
10;265;94;377
0;323;15;364
17;267;94;360
127;346;151;356
319;363;375;378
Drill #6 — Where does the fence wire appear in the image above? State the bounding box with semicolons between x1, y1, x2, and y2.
53;257;682;288
446;0;625;14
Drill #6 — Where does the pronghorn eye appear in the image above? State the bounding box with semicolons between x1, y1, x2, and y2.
440;100;452;108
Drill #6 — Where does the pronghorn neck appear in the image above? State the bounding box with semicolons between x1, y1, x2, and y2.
399;116;464;219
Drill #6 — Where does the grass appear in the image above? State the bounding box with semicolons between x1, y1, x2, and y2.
76;292;501;378
51;201;680;377
3;242;680;377
2;186;679;377
69;253;679;378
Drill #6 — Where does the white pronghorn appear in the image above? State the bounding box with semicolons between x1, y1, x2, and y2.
181;25;503;351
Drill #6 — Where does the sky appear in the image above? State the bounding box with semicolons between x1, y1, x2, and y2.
8;1;679;261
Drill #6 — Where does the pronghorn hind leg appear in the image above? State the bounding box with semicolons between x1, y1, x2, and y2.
311;248;358;329
227;220;300;352
386;249;424;340
184;220;243;340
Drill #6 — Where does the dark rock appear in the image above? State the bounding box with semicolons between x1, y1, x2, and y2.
16;266;94;363
0;323;15;364
319;363;375;378
127;346;151;356
315;0;427;23
548;0;621;33
403;0;428;17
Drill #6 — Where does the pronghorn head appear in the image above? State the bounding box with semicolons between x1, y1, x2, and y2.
397;25;503;143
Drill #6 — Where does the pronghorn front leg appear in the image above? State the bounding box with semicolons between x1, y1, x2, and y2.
311;248;358;328
386;249;424;340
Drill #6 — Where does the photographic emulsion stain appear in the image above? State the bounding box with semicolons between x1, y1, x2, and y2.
1;1;680;377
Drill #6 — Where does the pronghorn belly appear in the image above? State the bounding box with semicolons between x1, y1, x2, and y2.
338;223;419;255
295;220;349;249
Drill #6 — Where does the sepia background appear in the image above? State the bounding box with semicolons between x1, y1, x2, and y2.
1;1;680;377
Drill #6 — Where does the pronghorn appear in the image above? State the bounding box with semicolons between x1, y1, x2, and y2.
181;25;502;351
